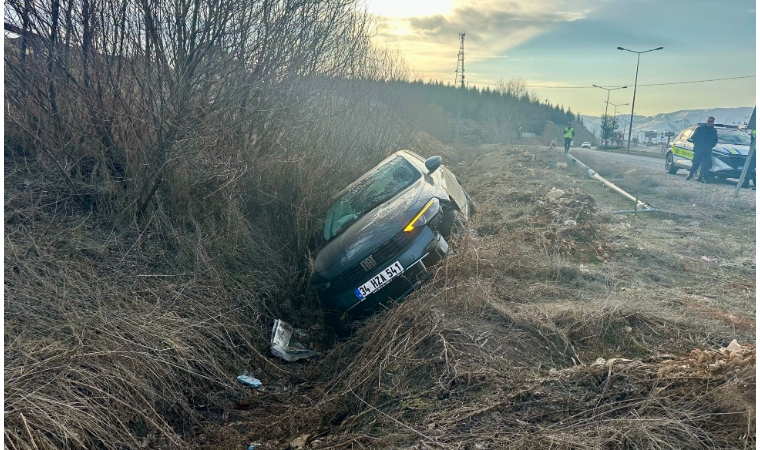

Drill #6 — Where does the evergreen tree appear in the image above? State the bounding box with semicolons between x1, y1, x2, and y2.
600;114;616;148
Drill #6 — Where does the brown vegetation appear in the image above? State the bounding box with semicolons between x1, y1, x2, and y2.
194;144;755;449
4;0;410;447
3;0;753;447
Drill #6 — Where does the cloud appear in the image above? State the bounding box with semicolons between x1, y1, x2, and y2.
372;0;594;77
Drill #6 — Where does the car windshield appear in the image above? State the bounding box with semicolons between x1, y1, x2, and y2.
323;156;420;241
717;129;751;145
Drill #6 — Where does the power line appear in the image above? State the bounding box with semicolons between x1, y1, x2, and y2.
469;75;755;89
637;75;755;87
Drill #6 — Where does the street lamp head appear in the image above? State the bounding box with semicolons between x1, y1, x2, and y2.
654;47;663;50
594;84;627;90
616;47;625;50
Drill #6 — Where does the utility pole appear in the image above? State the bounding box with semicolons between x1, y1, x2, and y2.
455;32;465;88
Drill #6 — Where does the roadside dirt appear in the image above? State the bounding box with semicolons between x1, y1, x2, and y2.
200;143;755;449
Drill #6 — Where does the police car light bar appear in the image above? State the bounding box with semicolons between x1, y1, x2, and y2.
697;123;738;128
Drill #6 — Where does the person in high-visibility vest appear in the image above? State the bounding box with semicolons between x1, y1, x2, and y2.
563;123;575;153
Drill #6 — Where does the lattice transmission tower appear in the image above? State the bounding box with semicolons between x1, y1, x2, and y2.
455;32;465;88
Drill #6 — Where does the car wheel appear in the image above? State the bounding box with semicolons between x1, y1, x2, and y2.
665;152;678;174
464;191;476;216
440;207;466;239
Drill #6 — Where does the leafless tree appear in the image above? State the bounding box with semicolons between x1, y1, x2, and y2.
4;1;415;448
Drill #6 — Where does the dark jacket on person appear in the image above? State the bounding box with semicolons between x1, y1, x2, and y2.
689;124;718;152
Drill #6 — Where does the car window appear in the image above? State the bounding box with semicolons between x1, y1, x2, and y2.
680;129;693;141
323;156;421;241
717;129;751;145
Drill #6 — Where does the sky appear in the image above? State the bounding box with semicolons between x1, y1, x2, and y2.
363;0;757;117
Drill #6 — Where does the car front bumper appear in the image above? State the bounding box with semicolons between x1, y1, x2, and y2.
710;169;755;180
318;225;448;312
710;155;755;180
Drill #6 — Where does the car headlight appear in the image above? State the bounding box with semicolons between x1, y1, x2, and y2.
403;198;440;232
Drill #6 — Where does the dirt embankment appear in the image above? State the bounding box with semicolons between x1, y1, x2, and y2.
198;143;755;449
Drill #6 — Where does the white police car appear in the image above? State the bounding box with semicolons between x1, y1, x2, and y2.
665;124;755;186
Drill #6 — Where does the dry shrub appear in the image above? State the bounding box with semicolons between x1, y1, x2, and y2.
4;10;413;447
262;145;752;449
233;229;754;450
4;163;280;449
189;143;753;449
4;85;411;448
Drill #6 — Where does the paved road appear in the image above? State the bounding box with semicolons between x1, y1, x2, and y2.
568;146;753;190
569;147;664;172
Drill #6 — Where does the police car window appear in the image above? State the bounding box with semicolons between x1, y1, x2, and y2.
717;129;751;145
680;129;693;140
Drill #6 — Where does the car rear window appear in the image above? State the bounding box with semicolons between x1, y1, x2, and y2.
323;156;420;241
717;129;751;145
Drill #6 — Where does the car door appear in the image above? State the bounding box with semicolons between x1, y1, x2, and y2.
672;128;695;168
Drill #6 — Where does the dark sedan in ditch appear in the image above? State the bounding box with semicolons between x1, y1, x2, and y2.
311;150;473;313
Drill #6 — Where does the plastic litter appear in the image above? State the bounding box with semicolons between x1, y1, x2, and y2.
700;256;714;262
236;375;262;388
726;339;741;352
271;319;317;362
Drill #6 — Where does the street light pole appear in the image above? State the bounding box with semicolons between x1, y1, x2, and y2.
617;46;663;151
605;101;629;125
593;84;627;118
593;85;627;147
606;101;629;145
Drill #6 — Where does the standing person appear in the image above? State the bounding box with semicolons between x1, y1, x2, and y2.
563;123;575;153
686;116;718;182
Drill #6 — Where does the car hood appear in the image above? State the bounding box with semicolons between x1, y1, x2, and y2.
714;144;750;156
314;180;428;278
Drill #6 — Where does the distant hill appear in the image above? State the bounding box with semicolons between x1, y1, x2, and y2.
582;107;754;137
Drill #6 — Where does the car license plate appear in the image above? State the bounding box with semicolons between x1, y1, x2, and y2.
355;260;404;300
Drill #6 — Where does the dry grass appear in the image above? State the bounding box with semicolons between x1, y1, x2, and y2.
4;169;273;448
6;123;754;450
3;78;411;448
194;144;755;450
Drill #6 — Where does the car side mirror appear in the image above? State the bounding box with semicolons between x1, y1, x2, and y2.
425;156;442;173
